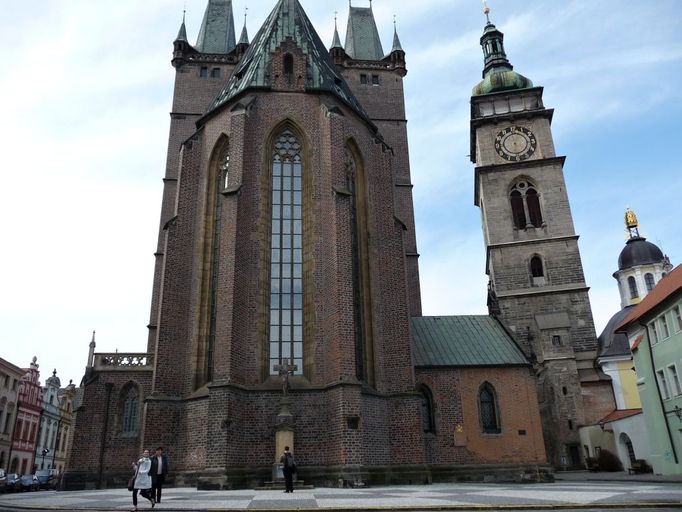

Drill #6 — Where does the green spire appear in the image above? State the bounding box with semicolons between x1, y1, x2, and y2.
331;16;343;49
472;5;532;96
238;22;249;45
175;10;188;42
195;0;237;54
345;3;384;60
391;19;403;54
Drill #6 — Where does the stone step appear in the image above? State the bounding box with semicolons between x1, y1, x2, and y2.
255;480;314;490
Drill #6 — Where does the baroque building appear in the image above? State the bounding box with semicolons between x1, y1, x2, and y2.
470;9;613;467
62;0;629;488
34;370;76;474
0;357;24;472
10;357;42;474
587;210;673;471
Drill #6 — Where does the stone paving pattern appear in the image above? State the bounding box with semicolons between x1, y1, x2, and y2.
1;481;682;510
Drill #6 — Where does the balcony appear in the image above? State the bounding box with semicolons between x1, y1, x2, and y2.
93;353;154;371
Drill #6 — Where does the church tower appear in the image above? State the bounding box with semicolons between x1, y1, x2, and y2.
470;6;608;467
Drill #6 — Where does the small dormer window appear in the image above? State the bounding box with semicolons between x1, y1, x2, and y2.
200;66;208;78
360;74;368;85
211;67;221;78
371;75;379;85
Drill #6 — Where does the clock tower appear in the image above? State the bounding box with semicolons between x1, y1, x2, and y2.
470;9;612;467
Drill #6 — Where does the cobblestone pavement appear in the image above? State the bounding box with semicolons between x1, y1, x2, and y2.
1;481;682;511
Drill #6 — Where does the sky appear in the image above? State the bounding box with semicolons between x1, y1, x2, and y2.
1;0;681;387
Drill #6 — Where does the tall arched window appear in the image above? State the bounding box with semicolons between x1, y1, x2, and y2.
269;129;303;375
644;273;655;292
419;386;435;433
628;276;639;299
121;385;139;435
510;179;543;229
479;383;500;434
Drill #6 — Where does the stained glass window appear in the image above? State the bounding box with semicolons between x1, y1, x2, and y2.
121;386;139;434
269;130;303;375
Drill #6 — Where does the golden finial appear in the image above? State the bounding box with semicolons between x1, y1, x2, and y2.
625;208;640;238
625;208;638;229
482;0;491;23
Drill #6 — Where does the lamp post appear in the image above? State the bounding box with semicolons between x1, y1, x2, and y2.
41;448;49;469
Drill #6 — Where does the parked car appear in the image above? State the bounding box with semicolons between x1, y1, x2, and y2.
19;474;39;492
35;469;57;490
5;474;21;492
0;469;6;492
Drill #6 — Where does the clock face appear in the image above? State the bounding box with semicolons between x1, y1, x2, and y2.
494;126;537;162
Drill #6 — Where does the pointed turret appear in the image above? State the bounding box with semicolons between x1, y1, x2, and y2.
176;11;188;42
238;23;249;45
207;0;371;127
472;4;532;96
331;18;343;50
390;22;403;53
345;2;384;60
196;0;237;54
388;19;406;76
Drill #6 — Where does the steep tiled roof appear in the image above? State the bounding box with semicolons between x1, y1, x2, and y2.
196;0;236;54
411;316;529;367
345;6;384;60
207;0;370;124
617;264;682;330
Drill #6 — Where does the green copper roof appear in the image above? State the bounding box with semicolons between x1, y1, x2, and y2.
176;15;188;42
345;6;384;60
411;316;529;367
196;0;236;54
472;21;532;96
238;22;249;45
391;25;404;53
207;0;371;124
330;21;343;49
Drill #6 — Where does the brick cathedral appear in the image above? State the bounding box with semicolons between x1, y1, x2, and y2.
65;0;613;489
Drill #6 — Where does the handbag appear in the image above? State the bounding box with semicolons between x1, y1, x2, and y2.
127;476;135;492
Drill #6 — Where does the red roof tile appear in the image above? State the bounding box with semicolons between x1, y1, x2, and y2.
616;264;682;331
600;409;642;424
631;334;644;352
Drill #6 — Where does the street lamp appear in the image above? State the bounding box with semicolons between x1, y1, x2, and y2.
673;405;682;422
42;448;49;469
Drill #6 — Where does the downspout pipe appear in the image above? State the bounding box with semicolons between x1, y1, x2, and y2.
641;321;679;464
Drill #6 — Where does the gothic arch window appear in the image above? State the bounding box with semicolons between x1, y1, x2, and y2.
269;129;303;375
530;255;545;285
479;382;501;434
628;276;639;299
418;385;435;433
120;384;139;435
219;143;230;191
346;143;375;384
644;273;655;292
510;179;543;229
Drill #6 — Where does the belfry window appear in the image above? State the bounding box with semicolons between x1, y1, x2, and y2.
510;180;543;229
628;276;639;299
269;130;303;375
644;273;655;292
479;383;500;434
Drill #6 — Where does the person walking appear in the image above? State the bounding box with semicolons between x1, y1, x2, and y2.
150;446;169;504
279;446;296;493
131;449;155;511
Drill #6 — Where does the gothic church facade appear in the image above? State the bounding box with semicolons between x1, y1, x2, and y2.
65;0;607;489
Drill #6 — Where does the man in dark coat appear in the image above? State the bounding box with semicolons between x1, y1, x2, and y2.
150;446;169;503
279;446;296;493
